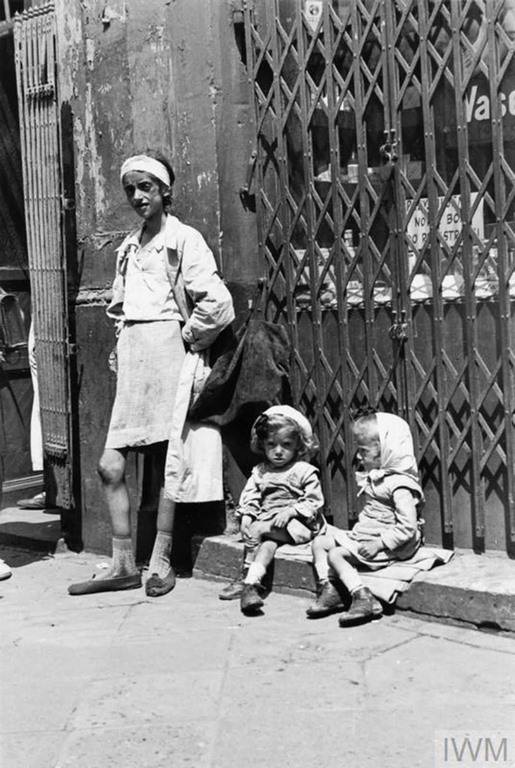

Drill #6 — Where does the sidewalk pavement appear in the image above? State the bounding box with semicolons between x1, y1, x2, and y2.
1;503;515;631
1;544;515;768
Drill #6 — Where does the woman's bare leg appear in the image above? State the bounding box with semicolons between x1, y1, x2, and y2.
98;447;131;537
87;447;138;578
146;446;177;593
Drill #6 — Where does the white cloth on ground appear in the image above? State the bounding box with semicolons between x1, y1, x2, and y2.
277;539;454;603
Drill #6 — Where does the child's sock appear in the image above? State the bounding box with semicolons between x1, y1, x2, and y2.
314;560;330;583
148;530;173;578
244;561;266;585
243;545;257;569
350;582;365;596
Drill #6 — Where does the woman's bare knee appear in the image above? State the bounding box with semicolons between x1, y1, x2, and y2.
98;450;125;485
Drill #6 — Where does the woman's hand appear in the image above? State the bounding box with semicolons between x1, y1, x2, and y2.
357;540;383;559
272;508;296;528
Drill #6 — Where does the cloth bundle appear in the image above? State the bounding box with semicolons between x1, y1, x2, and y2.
188;299;291;426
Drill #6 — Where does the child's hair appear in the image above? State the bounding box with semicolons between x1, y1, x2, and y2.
350;404;378;422
250;412;318;460
350;408;380;463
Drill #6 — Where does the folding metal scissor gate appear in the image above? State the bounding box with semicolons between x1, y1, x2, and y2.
14;2;74;508
243;0;515;551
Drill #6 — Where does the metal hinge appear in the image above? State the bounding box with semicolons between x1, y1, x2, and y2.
239;148;257;211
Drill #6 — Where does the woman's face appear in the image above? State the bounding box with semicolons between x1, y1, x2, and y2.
122;170;164;221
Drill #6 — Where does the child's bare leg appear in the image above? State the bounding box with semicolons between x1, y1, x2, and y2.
240;524;277;614
306;536;346;618
311;534;333;583
220;516;271;600
244;539;277;585
327;546;364;593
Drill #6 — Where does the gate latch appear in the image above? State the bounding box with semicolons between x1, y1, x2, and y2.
389;310;409;341
378;129;398;182
239;149;257;211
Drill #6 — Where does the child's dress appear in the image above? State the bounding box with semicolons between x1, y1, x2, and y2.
238;460;326;544
330;412;424;569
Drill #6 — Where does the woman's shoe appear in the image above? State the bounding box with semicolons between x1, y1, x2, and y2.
338;587;383;627
145;567;176;597
68;571;141;596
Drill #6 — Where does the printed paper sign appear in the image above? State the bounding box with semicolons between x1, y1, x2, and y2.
406;193;484;250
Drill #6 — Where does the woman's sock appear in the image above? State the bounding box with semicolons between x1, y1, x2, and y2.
148;530;173;579
96;536;136;579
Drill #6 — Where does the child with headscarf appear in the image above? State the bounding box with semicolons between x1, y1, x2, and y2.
307;409;424;626
226;405;326;615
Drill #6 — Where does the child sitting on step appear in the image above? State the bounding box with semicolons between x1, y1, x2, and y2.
306;409;424;626
220;405;326;615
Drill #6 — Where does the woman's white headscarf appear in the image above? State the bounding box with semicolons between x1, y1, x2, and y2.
120;155;171;187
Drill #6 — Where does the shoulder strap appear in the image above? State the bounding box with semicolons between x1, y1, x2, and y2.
164;245;191;323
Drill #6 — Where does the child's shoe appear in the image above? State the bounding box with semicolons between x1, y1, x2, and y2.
219;566;249;600
240;582;264;614
219;578;245;600
338;586;383;627
306;580;346;618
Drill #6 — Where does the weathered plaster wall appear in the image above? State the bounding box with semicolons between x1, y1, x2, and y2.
57;0;258;552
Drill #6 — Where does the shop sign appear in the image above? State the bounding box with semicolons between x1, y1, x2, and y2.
406;193;484;250
466;83;515;124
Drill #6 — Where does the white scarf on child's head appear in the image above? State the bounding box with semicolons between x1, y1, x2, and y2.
356;412;421;494
376;412;419;481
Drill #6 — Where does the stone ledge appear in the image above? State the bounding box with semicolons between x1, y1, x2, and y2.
0;507;61;553
192;535;515;632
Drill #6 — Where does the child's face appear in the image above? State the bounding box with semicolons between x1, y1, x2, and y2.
264;427;298;468
352;423;381;472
